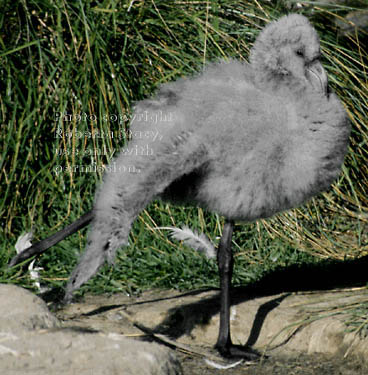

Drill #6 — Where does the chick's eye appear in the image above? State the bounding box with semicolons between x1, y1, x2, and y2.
296;49;304;57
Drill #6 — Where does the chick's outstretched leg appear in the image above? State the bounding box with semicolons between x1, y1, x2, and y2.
64;131;208;303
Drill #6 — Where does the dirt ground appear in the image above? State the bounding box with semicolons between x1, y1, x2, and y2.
178;351;366;375
55;288;368;375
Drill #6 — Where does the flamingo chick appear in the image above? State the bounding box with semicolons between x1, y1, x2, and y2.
27;14;353;359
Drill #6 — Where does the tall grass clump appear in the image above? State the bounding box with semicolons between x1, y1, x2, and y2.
0;0;367;305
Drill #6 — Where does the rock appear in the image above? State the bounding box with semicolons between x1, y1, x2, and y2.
0;284;182;375
286;0;367;6
0;284;59;333
335;10;368;35
285;1;368;35
0;330;181;375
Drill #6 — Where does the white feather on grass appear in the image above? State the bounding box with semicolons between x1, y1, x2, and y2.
156;226;217;259
15;232;49;293
15;232;33;255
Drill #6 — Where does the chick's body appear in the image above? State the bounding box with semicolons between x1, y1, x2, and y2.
124;59;348;222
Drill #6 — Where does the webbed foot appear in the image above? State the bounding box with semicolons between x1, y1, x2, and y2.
216;343;262;361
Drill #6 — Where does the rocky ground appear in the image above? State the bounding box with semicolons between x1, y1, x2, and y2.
1;284;367;374
179;351;366;375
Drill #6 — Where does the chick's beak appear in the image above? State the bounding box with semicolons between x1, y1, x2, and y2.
306;61;328;96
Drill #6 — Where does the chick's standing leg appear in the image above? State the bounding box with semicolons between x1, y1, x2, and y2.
215;220;260;360
216;219;234;351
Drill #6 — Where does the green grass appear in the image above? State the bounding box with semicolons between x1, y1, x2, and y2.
0;0;367;334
